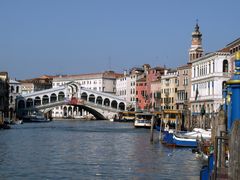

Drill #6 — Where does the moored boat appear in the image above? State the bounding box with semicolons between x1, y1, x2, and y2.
113;111;135;122
23;114;51;123
162;128;211;147
173;133;198;147
134;112;154;128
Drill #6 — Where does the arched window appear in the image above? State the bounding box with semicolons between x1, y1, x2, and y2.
16;86;19;93
223;60;228;73
222;81;227;90
10;96;13;103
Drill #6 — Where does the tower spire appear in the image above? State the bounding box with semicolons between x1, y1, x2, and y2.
189;21;204;62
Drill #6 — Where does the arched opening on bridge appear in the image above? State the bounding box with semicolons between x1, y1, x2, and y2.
68;106;73;117
63;106;67;117
74;105;106;120
111;100;118;109
69;84;79;97
119;102;125;111
58;92;65;101
42;95;49;105
18;100;25;109
34;97;41;106
50;93;57;103
89;94;95;103
103;98;110;107
81;92;88;101
96;96;103;105
26;98;34;108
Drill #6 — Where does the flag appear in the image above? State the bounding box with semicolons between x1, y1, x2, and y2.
195;87;199;101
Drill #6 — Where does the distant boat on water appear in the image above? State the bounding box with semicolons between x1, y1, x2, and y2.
23;114;51;123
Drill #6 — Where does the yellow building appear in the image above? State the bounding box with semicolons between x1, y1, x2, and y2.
160;69;178;110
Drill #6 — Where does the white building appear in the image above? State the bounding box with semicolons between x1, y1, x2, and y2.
190;52;231;114
116;73;129;101
116;68;144;110
9;79;21;119
52;71;122;118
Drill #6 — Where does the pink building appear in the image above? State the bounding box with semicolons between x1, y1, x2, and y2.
136;65;165;111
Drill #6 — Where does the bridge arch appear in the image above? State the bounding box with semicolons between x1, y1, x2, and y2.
68;84;78;97
18;100;25;109
58;92;65;101
67;82;81;98
104;98;110;106
42;95;49;105
81;92;88;101
89;94;95;103
96;96;103;105
111;100;118;109
50;93;57;103
26;98;34;108
75;105;106;120
34;96;41;106
119;102;125;110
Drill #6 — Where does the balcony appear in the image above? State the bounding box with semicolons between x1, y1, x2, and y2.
175;99;185;104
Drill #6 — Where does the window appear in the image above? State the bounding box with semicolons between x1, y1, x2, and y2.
10;86;14;93
223;60;228;73
10;96;13;103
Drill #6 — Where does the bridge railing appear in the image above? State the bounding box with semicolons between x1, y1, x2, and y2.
22;86;66;98
23;100;69;111
68;97;123;112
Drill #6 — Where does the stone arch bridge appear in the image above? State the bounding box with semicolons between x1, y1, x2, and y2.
16;82;130;120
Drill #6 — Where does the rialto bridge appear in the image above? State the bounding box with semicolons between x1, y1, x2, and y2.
16;82;130;120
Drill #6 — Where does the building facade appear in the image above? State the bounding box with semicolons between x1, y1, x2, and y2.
150;79;161;111
135;65;165;111
225;38;240;75
160;69;178;110
176;64;191;111
9;79;21;120
0;72;9;123
20;76;53;94
190;52;231;115
116;68;144;110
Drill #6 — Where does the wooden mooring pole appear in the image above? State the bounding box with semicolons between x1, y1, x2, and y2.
150;116;155;142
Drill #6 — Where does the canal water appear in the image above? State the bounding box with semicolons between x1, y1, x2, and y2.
0;120;202;179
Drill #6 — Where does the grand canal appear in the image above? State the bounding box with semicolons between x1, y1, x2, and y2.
0;120;202;179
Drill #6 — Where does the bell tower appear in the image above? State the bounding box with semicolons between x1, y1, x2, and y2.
189;21;204;62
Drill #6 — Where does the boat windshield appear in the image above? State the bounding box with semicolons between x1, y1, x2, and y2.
136;114;153;120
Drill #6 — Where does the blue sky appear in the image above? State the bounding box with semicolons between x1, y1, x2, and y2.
0;0;239;79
